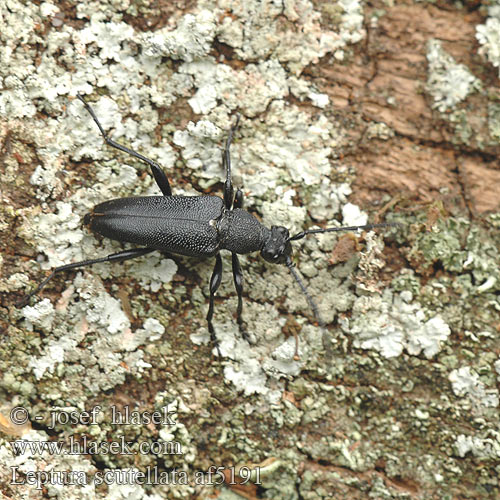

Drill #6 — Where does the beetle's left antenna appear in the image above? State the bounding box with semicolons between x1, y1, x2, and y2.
284;221;401;358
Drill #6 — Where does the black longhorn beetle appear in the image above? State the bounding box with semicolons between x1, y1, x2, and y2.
18;94;397;358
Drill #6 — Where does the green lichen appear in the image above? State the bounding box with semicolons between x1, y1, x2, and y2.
426;39;481;112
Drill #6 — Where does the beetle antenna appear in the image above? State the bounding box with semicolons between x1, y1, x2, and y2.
284;221;401;357
285;256;333;359
288;222;400;242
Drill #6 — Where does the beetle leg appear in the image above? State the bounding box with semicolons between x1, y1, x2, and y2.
222;114;241;210
77;94;172;197
231;252;249;341
17;248;156;308
206;253;223;357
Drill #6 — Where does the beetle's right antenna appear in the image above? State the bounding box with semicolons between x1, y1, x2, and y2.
288;222;400;242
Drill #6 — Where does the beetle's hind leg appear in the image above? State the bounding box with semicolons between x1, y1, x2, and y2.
76;94;172;197
16;248;155;308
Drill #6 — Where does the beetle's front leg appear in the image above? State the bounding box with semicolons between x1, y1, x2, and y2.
222;115;241;210
231;252;249;342
206;253;223;357
233;188;243;209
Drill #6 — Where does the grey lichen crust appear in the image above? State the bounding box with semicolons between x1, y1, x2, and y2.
1;0;500;499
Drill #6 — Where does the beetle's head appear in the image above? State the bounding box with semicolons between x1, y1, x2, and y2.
261;226;292;264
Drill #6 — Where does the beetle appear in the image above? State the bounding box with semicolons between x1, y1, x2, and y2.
18;94;396;357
